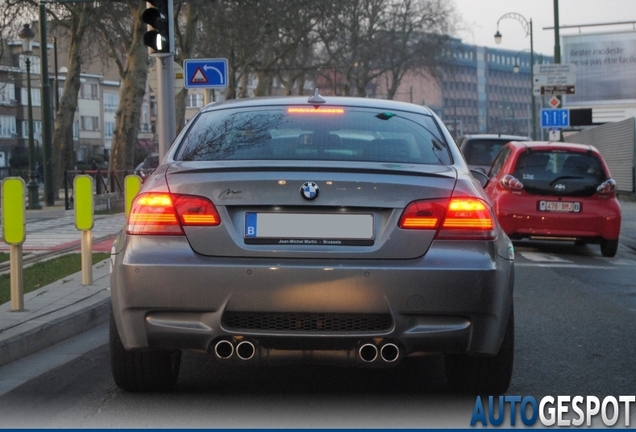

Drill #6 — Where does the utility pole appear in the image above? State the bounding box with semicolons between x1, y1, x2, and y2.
39;0;55;206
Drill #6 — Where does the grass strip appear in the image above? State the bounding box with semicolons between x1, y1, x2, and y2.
0;252;110;305
0;253;8;264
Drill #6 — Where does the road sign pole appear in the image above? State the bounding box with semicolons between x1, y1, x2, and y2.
156;55;177;161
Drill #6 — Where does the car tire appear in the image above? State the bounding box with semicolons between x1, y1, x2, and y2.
600;239;618;258
444;307;514;395
109;309;181;392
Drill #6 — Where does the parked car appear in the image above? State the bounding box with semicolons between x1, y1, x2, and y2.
110;92;515;394
484;140;621;257
134;152;159;179
458;134;531;173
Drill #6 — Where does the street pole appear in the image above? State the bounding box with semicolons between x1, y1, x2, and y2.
53;36;60;115
25;58;41;210
529;19;537;140
553;0;564;141
156;56;176;160
495;12;538;140
18;23;41;210
39;0;55;206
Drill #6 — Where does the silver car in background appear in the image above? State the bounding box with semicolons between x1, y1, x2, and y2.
109;92;515;394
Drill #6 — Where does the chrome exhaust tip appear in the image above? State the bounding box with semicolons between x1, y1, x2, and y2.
359;343;378;362
236;340;256;360
380;343;399;363
214;339;234;359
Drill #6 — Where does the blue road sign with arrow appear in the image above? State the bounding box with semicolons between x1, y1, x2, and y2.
184;58;228;89
541;108;570;128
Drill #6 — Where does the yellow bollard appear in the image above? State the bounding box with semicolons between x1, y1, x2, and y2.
74;175;94;285
2;178;26;311
125;175;142;218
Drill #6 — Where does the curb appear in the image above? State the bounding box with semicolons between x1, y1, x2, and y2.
0;297;111;368
0;259;112;368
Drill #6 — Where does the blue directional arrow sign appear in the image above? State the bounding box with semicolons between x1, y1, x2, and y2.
184;58;228;89
541;108;570;128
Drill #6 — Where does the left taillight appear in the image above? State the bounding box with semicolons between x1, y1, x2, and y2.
399;198;495;240
127;193;220;235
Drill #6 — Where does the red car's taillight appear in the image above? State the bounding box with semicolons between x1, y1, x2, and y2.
399;198;495;240
501;174;523;190
597;178;616;194
127;193;220;235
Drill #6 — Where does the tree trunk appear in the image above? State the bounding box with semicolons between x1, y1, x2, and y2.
52;9;90;196
175;1;199;130
109;0;149;182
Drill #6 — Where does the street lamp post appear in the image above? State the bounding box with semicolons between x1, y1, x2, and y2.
494;12;537;140
18;23;41;210
39;0;55;206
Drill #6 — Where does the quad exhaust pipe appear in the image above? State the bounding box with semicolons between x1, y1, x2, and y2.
214;338;400;364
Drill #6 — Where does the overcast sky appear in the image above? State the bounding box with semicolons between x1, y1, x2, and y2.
452;0;636;55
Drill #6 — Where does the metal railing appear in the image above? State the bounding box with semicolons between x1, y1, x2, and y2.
64;169;129;210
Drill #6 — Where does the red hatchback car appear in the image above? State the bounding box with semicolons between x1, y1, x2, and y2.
485;141;621;257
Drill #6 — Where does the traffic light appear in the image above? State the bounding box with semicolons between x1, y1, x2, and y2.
142;0;174;55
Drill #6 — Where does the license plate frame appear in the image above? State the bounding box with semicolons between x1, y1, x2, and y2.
538;201;581;213
244;212;374;246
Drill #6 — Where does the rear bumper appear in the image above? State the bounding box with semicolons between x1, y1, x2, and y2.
110;235;514;362
495;194;621;240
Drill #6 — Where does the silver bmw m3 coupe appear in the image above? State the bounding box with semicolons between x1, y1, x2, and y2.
109;92;515;393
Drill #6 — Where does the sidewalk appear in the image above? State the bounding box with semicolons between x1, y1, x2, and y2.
0;197;635;369
0;204;125;367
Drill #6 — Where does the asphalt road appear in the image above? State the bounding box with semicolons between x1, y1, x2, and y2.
0;240;634;428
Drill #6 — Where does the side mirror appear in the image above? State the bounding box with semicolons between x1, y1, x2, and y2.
470;169;489;188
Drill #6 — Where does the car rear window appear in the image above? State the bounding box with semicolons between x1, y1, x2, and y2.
175;106;452;165
462;139;511;166
513;150;607;197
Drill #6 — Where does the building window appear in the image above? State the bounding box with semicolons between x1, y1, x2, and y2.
0;116;17;138
186;93;203;108
21;120;42;138
105;121;115;138
21;87;41;106
81;83;99;99
20;55;40;74
0;83;16;105
104;91;118;111
80;116;99;131
73;121;79;139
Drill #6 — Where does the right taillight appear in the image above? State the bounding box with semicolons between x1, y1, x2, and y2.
501;174;523;190
597;178;616;194
399;198;495;240
127;192;220;235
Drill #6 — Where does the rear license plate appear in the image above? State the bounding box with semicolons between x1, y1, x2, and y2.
539;201;581;213
244;212;374;246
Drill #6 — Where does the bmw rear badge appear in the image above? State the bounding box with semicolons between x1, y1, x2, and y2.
301;182;319;201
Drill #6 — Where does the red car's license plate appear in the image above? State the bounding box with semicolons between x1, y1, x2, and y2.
539;201;581;212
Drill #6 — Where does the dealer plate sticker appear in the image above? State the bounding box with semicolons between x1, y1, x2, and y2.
539;201;580;212
244;212;374;246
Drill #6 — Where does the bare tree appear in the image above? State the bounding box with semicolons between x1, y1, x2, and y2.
381;0;456;100
95;0;149;174
174;0;202;129
49;2;99;194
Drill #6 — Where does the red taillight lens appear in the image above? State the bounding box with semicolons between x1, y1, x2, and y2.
399;198;495;240
597;178;616;194
501;174;523;190
398;200;447;229
127;193;220;235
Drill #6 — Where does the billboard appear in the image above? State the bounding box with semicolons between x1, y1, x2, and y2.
563;31;636;105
